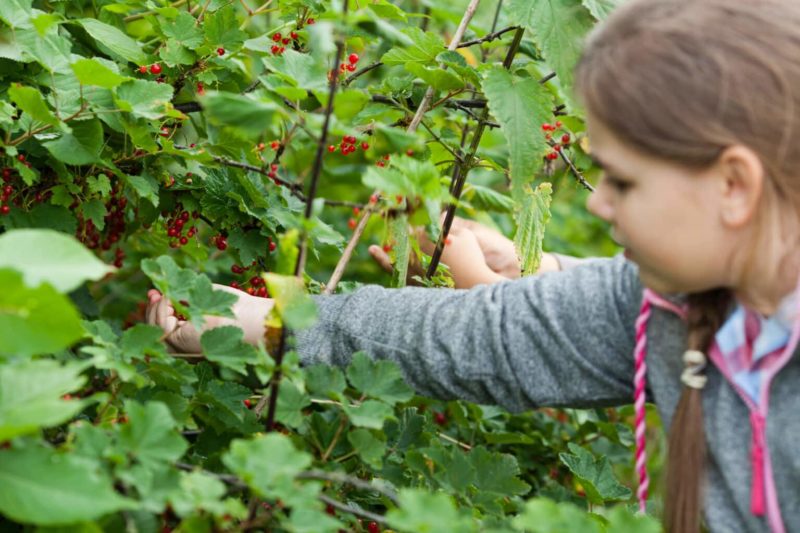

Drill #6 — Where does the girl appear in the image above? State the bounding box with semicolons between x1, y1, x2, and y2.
147;0;800;531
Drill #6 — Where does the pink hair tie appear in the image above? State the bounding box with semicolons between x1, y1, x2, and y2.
633;289;688;513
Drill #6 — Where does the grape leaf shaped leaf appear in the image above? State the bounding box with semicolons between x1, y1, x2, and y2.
346;352;414;405
559;442;632;505
386;488;475;533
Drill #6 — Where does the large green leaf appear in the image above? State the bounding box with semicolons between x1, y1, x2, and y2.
0;0;32;28
200;91;278;137
0;229;112;292
161;12;204;49
469;446;531;497
71;58;128;88
512;497;603;532
508;0;595;112
200;326;260;376
43;119;105;165
264;273;317;330
77;19;147;65
117;401;188;468
0;446;132;525
203;5;247;51
382;27;445;67
114;79;174;119
582;0;626;20
0;269;84;358
346;352;414;405
222;434;312;498
482;66;554;199
8;83;59;126
386;489;474;533
513;183;552;276
263;49;329;93
559;443;632;504
0;360;87;441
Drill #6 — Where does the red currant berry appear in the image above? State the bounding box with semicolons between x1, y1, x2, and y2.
271;45;280;55
179;236;188;245
361;141;369;150
272;33;282;42
555;120;563;128
138;65;148;74
382;244;392;253
230;281;240;289
346;64;356;72
149;63;162;75
369;194;378;204
269;241;277;252
347;218;356;230
216;236;228;251
250;275;262;286
541;123;551;132
306;17;315;24
256;286;267;297
547;152;558;160
553;144;562;152
545;133;552;140
281;38;290;45
243;399;252;408
383;154;390;160
348;53;359;64
406;149;414;156
434;412;447;426
561;133;571;144
270;140;280;150
344;135;356;144
328;145;336;153
0;205;9;215
17;154;25;162
290;31;299;40
217;47;225;56
367;522;380;533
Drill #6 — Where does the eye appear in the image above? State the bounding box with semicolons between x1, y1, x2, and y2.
604;174;632;193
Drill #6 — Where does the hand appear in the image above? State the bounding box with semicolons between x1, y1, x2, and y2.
146;284;274;353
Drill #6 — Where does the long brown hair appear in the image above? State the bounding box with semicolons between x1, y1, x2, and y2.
573;0;800;530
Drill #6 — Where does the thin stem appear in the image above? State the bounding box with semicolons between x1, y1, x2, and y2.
324;203;378;295
321;416;347;462
297;470;400;505
318;495;389;524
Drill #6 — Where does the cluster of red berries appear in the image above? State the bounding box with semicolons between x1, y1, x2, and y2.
229;261;273;298
163;206;199;248
15;153;32;169
269;30;300;55
328;134;366;155
74;178;130;266
0;175;13;215
211;234;228;251
338;52;360;73
139;63;162;75
541;121;571;161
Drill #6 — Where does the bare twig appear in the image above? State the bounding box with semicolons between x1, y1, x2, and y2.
319;495;388;524
324;202;378;295
297;470;400;505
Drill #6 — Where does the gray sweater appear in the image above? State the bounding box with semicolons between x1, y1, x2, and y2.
295;255;800;532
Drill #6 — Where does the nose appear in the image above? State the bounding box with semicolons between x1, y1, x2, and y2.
586;181;614;223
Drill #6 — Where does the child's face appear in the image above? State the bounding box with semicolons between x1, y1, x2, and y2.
585;114;734;294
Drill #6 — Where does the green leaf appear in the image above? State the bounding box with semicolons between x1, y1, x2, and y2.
168;471;228;518
8;83;59;126
469;446;531;497
389;213;410;289
115;79;175;119
222;433;312;497
0;446;132;525
264;273;317;330
0;229;112;292
15;28;72;73
78;19;147;65
347;429;386;469
276;380;311;429
119;324;169;361
464;183;514;213
161;12;204;49
342;400;394;429
559;443;632;505
43;119;105;165
200;326;260;376
386;489;474;533
71;58;127;88
405;63;465;91
0;101;16;127
346;352;414;405
512;497;602;533
86;174;112;196
200;91;278;137
482;66;554;199
80;199;106;232
124;174;160;206
333;89;370;121
0;269;84;358
118;401;188;468
604;505;662;532
203;5;247;51
582;0;626;20
159;39;195;66
305;365;346;399
0;0;32;29
262;49;328;93
0;360;87;441
508;0;595;111
382;27;445;67
514;183;553;276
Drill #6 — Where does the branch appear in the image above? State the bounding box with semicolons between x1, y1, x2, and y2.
406;0;482;133
297;470;400;505
319;495;388;524
324;202;378;295
457;25;519;48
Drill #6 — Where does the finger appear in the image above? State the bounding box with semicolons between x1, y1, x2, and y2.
147;289;161;300
368;245;394;273
155;296;178;333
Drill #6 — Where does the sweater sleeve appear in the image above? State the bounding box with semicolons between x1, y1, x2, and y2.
294;254;643;412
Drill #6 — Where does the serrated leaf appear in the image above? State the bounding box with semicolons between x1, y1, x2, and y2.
263;48;328;93
71;58;127;88
222;434;312;497
200;90;278;137
124;174;159;206
118;401;188;468
81;198;106;231
582;0;626;20
514;183;552;276
382;27;445;67
512;497;602;533
0;446;132;525
305;365;346;399
203;5;247;51
482;66;554;199
15;28;72;73
559;443;632;505
0;359;87;441
8;83;59;126
120;324;169;361
342;400;394;429
405;63;464;91
276;380;311;429
160;39;195;66
469;446;531;497
347;429;386;469
386;489;473;533
346;352;414;405
161;12;203;49
508;0;595;112
78;18;147;65
87;174;112;196
168;471;228;518
115;79;174;119
0;0;32;29
200;326;260;376
43;119;104;165
0;229;112;292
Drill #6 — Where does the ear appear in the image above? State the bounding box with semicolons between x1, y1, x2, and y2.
716;145;765;228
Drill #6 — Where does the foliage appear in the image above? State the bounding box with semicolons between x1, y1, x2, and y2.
0;0;666;531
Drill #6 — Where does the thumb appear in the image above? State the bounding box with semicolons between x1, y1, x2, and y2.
368;244;393;274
